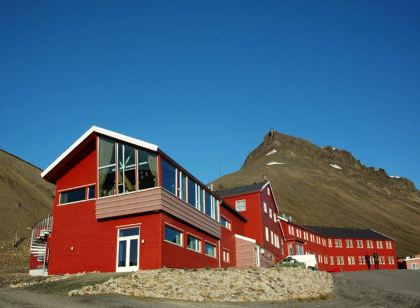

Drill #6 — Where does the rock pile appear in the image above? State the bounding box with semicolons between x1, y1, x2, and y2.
10;272;87;288
68;267;333;302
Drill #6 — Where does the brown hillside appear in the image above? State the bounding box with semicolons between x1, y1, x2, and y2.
212;130;420;257
0;150;54;242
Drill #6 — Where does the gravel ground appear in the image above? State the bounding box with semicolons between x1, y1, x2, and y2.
0;270;419;307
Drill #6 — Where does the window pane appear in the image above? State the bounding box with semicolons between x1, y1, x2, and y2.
99;137;115;167
129;239;138;266
181;173;187;202
60;187;86;204
221;217;228;228
138;149;158;190
188;180;196;208
88;185;95;199
205;242;216;257
118;144;136;194
119;227;139;237
164;225;182;245
187;235;200;252
205;191;212;216
118;240;126;267
161;160;176;194
99;166;116;197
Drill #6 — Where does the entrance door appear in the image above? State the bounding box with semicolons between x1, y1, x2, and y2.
116;227;140;272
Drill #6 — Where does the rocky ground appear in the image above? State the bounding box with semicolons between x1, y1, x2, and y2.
67;267;333;302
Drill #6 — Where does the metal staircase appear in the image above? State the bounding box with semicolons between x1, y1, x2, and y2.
29;215;52;276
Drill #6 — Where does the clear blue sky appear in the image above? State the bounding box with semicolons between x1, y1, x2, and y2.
1;1;419;188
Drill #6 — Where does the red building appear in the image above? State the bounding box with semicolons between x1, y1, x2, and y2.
279;217;398;271
29;126;398;275
30;126;279;275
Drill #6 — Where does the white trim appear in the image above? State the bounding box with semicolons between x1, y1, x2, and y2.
42;126;158;179
234;234;256;243
115;226;140;272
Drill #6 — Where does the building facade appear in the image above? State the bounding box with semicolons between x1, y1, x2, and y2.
279;218;398;272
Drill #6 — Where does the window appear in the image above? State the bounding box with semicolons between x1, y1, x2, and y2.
322;239;326;246
205;191;212;217
310;234;314;242
304;232;308;240
164;225;183;246
60;187;86;204
356;240;363;248
346;240;353;248
223;250;230;263
204;242;216;257
348;256;355;265
318;255;322;263
221;217;231;230
296;243;303;255
263;202;267;213
98;137;116;197
161;159;176;194
270;231;274;244
412;263;418;270
119;227;139;237
196;185;204;212
366;240;373;248
336;256;345;265
269;208;273;219
186;235;201;252
358;256;366;265
138;149;158;190
379;256;385;265
328;239;332;247
188;179;196;208
290;226;295;236
273;215;277;223
176;170;187;201
385;241;392;249
330;256;334;265
235;200;246;212
267;187;270;196
118;144;136;194
388;256;394;265
376;241;383;249
324;256;328;264
316;236;320;245
265;227;269;241
335;239;342;248
88;185;95;199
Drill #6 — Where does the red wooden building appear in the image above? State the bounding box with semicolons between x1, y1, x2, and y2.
29;126;398;275
279;217;398;271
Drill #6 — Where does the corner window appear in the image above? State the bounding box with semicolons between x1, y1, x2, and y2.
186;235;201;252
98;137;116;197
138;149;158;190
164;225;183;246
204;242;216;257
161;159;176;194
235;200;246;212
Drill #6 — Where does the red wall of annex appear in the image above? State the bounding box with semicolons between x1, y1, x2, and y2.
161;213;219;269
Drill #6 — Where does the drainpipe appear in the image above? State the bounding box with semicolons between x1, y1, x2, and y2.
218;239;221;268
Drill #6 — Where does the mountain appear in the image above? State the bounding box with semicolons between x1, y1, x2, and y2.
212;130;420;256
0;150;54;242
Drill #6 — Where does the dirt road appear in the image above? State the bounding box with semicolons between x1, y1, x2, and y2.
0;270;419;307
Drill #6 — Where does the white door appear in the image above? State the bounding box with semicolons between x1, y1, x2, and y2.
116;227;140;272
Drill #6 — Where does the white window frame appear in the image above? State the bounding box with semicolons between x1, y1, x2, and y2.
116;226;140;272
265;227;269;241
235;199;246;212
263;202;267;213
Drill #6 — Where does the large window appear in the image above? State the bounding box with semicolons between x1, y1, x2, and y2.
98;137;116;197
161;159;176;194
204;242;216;257
164;225;183;246
188;179;196;208
186;235;201;252
118;144;136;194
138;149;158;190
177;171;187;202
235;200;246;212
60;187;86;204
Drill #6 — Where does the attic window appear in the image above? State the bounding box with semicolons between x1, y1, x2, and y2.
235;200;246;212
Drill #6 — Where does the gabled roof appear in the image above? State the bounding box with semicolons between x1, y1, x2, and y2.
303;225;394;240
41;126;158;179
215;181;269;198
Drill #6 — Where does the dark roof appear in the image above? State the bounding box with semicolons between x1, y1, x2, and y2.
303;225;393;240
215;181;268;198
220;201;247;222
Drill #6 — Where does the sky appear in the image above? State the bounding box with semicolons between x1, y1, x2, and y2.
0;0;419;188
